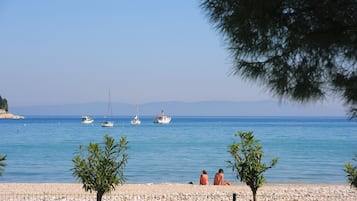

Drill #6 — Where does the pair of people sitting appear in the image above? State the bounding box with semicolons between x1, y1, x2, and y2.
200;169;231;185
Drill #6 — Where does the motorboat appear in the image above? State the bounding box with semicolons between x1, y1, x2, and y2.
130;115;141;125
153;110;171;124
81;116;94;124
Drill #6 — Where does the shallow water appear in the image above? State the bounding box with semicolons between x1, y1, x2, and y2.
0;116;356;184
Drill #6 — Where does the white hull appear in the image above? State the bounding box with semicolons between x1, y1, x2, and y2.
153;117;171;124
82;119;94;124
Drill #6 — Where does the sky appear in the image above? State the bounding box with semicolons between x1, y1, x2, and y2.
0;0;344;114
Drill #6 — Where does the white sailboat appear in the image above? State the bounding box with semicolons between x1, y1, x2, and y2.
101;90;114;128
130;105;141;125
130;115;141;125
101;120;114;127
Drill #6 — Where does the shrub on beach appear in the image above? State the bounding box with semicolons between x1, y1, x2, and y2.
227;131;278;201
0;154;5;176
345;154;357;189
72;134;128;201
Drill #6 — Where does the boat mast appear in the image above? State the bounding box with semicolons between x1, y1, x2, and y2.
106;89;112;118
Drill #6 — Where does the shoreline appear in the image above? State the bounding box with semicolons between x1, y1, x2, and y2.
0;111;24;119
1;183;356;201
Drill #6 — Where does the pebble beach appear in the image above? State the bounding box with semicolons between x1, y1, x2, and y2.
0;183;356;201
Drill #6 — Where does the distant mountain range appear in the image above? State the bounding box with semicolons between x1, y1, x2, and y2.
10;100;345;116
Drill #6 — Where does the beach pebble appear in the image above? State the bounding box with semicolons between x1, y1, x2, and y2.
1;183;357;201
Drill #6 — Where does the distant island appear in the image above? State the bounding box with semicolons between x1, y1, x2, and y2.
10;100;345;117
0;96;24;119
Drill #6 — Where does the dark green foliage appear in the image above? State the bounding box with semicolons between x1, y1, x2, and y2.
0;154;6;176
201;0;357;118
72;135;128;201
0;96;8;112
227;131;278;201
345;154;357;189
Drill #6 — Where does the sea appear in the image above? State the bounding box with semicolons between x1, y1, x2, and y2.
0;116;356;184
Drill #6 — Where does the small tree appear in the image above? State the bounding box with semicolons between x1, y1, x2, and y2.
72;135;128;201
0;96;8;112
227;131;278;201
344;154;357;189
0;154;6;176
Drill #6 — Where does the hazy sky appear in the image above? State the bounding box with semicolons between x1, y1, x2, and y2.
0;1;343;112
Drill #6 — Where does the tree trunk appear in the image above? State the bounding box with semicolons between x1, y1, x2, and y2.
97;191;104;201
252;189;257;201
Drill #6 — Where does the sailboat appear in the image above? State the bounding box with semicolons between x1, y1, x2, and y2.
101;119;114;127
130;105;141;125
101;90;114;128
130;115;141;125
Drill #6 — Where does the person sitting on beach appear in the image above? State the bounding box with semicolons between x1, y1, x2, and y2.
200;170;209;185
213;169;231;185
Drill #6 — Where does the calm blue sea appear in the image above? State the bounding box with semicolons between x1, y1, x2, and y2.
0;116;356;184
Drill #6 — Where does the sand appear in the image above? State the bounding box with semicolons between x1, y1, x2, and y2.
0;183;357;201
